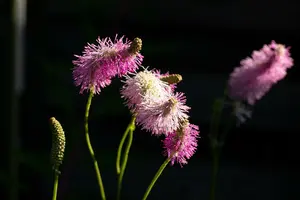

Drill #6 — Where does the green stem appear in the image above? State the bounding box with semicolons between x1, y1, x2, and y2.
208;96;225;200
210;146;220;200
116;116;136;200
116;129;129;175
210;114;235;200
52;171;59;200
142;158;170;200
85;91;106;200
209;98;225;138
116;116;136;174
210;115;234;200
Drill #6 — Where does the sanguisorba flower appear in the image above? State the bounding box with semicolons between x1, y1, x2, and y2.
136;92;190;135
228;41;293;105
72;35;143;94
163;121;200;166
121;69;172;111
121;69;189;135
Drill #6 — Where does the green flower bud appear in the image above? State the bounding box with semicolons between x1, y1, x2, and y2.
128;37;142;55
160;74;182;85
49;117;66;173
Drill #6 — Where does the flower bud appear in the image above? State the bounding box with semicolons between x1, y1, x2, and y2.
50;117;66;172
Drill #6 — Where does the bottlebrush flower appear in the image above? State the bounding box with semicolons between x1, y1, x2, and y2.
136;92;190;135
121;69;172;111
228;41;293;105
72;35;143;94
163;122;200;166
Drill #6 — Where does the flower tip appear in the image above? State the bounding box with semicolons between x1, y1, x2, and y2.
160;74;183;84
128;37;142;54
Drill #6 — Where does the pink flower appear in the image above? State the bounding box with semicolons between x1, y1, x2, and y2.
163;122;200;166
136;92;190;135
121;69;172;112
121;68;191;136
72;35;143;94
228;41;293;105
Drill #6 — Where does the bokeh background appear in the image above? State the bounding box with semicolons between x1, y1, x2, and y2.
3;0;300;199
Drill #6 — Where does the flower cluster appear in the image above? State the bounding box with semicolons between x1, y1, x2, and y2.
72;34;294;167
121;69;200;166
72;35;200;166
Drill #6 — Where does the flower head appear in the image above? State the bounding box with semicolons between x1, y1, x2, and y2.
163;122;199;166
72;35;143;94
228;41;293;105
121;69;172;111
136;92;190;135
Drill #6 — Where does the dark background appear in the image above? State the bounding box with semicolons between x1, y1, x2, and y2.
3;0;300;199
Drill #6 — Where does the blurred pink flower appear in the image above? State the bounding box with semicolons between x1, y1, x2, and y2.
72;35;143;94
163;122;200;166
228;41;293;105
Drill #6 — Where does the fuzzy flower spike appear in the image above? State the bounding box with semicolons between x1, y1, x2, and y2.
121;69;189;135
121;68;172;112
136;92;190;135
73;35;144;94
163;120;200;166
228;41;293;105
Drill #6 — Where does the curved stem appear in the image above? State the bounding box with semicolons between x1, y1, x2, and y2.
52;171;59;200
116;129;129;174
85;91;106;200
142;158;170;200
116;128;134;200
116;116;136;200
116;116;135;174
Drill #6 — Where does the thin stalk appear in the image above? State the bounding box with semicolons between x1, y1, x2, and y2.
84;91;106;200
210;146;220;200
116;116;136;174
208;96;225;200
52;171;59;200
141;158;171;200
116;116;136;200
